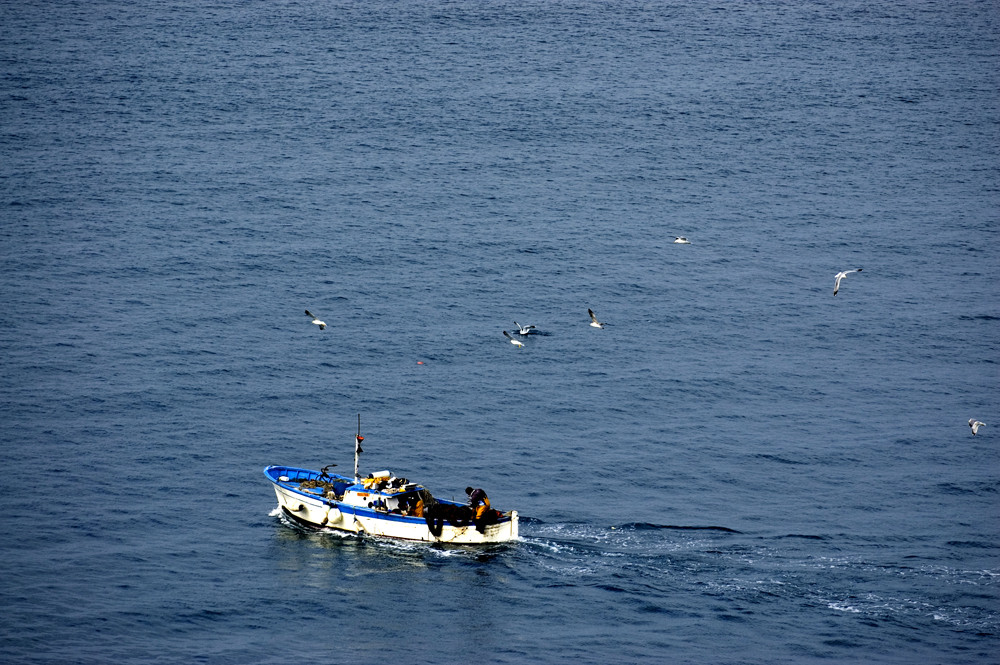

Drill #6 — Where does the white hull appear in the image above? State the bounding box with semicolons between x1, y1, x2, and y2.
271;481;518;544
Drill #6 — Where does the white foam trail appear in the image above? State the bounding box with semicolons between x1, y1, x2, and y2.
828;601;861;613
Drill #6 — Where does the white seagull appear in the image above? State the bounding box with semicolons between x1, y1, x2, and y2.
514;321;536;335
503;330;524;348
305;309;326;330
969;419;986;436
833;268;862;296
673;236;691;244
588;309;605;329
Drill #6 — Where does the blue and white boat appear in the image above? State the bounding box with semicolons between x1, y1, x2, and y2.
264;420;519;544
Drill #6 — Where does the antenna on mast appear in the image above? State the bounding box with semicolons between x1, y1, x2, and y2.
354;413;364;482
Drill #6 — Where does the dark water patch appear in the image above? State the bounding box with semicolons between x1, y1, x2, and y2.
618;523;742;534
936;482;997;496
945;541;996;550
716;612;749;623
754;453;807;465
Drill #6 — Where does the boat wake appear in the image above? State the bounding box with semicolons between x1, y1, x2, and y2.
517;520;745;562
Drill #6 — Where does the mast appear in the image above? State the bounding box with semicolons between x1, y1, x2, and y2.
354;413;364;482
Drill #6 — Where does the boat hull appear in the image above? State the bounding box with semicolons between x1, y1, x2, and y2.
266;466;518;544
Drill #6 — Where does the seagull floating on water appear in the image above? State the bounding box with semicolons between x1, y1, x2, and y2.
305;309;326;330
503;330;524;348
588;309;605;329
969;419;986;436
833;268;862;296
514;321;536;335
674;236;691;244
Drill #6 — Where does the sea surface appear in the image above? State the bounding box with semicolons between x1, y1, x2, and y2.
1;1;998;663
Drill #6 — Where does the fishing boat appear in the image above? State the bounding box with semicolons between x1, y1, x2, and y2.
263;418;519;544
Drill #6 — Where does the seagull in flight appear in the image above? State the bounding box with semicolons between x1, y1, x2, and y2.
513;321;536;335
503;330;524;348
833;268;862;296
305;310;326;330
969;419;986;436
673;236;691;244
588;309;605;329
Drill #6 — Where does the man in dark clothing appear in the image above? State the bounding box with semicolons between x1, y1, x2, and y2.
466;486;496;533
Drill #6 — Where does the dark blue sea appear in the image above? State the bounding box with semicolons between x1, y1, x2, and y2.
2;1;998;663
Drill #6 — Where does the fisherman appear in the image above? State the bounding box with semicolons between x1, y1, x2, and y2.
466;486;496;533
411;495;424;518
466;486;490;515
403;494;424;517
